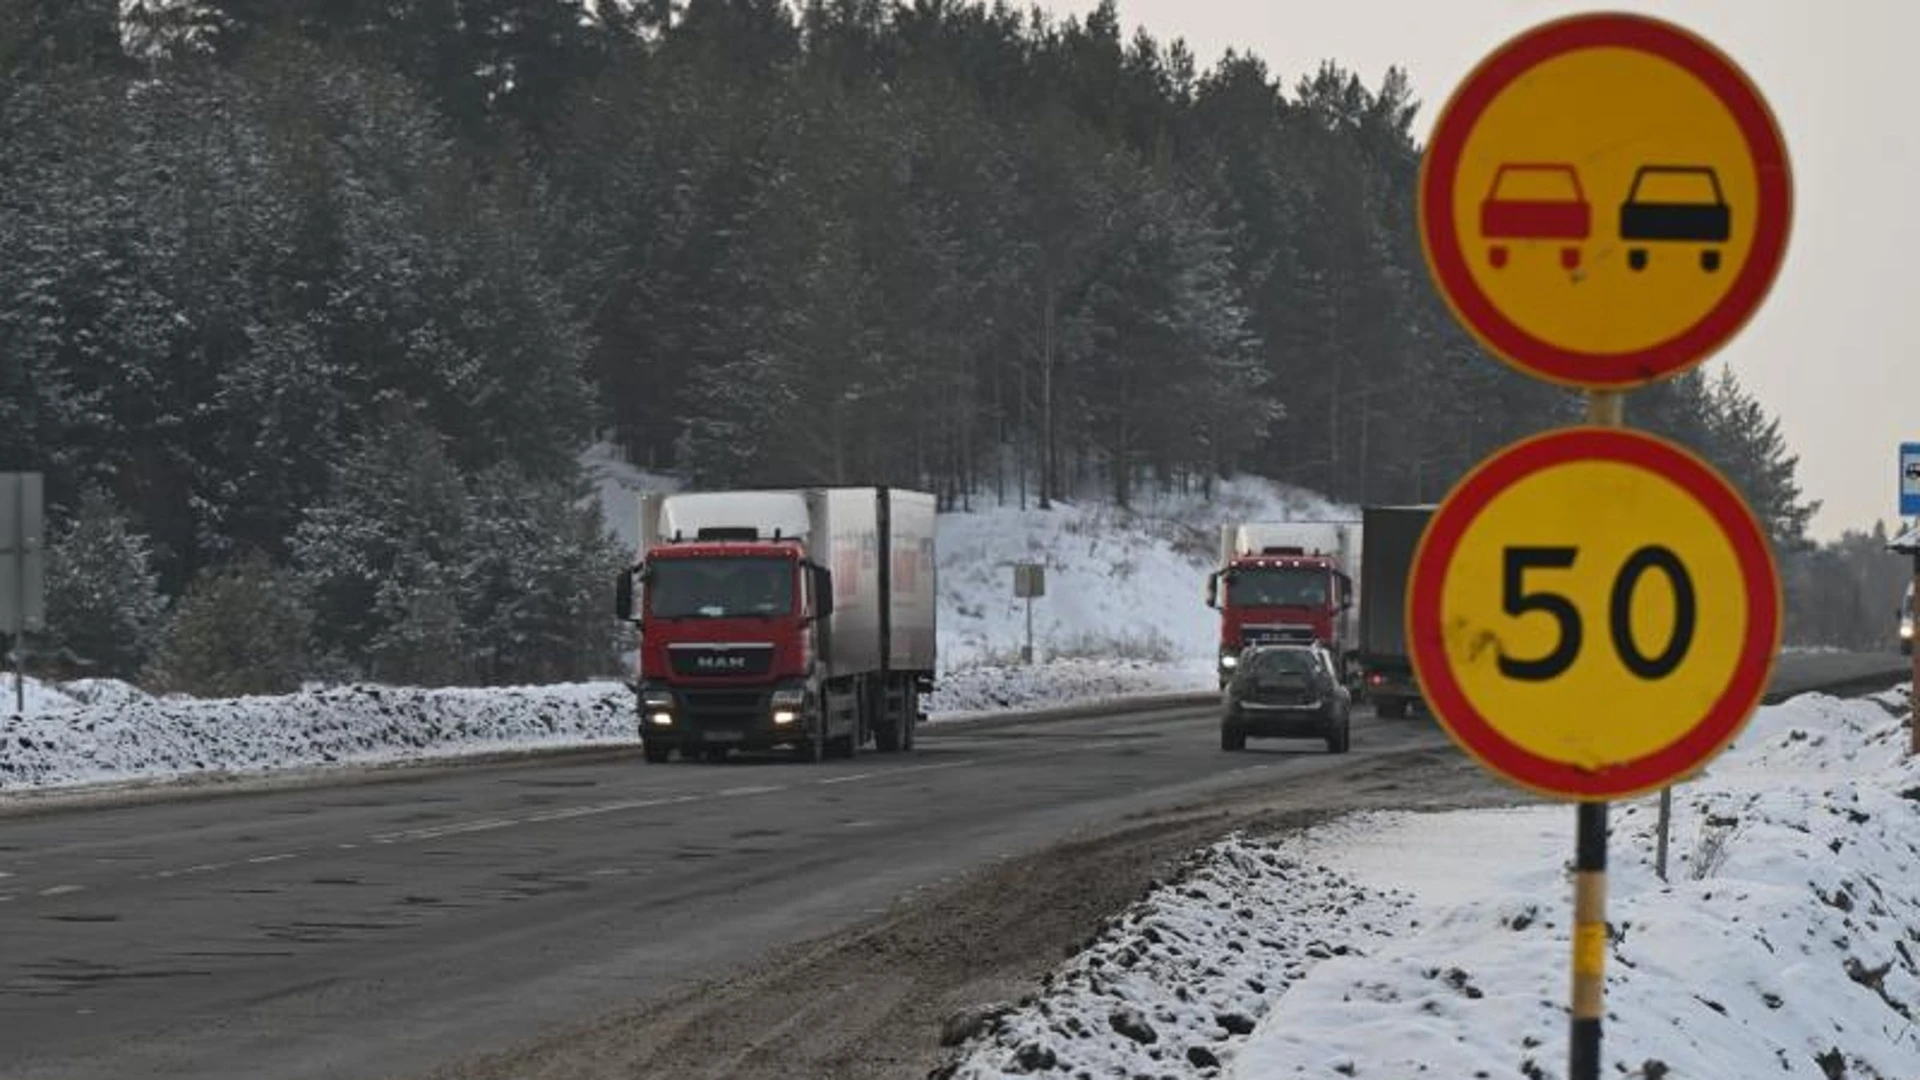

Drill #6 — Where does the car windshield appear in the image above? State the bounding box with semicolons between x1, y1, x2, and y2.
647;556;794;618
1241;649;1319;681
1226;567;1331;608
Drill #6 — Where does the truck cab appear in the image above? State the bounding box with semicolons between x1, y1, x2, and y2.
1207;550;1355;688
615;487;935;763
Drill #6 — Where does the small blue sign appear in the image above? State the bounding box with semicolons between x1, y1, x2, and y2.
1902;443;1920;516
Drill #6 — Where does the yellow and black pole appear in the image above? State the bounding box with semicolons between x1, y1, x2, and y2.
1570;388;1623;1079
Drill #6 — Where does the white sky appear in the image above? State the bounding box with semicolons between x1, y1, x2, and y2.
1042;0;1918;541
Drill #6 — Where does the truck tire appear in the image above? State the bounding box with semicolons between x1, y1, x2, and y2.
1221;726;1246;752
642;742;672;764
1376;697;1408;720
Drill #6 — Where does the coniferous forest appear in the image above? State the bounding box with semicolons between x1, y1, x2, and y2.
4;0;1875;689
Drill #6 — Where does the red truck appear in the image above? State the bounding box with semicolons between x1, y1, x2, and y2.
614;487;937;763
1204;522;1361;688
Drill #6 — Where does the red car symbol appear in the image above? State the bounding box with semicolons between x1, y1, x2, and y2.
1480;163;1592;271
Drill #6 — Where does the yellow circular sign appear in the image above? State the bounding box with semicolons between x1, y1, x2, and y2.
1420;14;1792;388
1407;428;1780;800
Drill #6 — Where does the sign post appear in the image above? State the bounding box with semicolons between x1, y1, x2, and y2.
1418;13;1791;1077
1013;563;1045;664
0;473;46;718
1888;449;1920;754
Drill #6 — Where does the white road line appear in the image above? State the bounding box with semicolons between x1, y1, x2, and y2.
0;870;13;879
818;772;877;785
246;853;300;865
39;884;83;897
717;785;785;797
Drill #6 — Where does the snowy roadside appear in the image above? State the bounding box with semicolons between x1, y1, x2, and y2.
938;687;1920;1079
0;659;1216;795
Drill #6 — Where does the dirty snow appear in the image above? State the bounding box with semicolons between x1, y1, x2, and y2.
940;687;1920;1080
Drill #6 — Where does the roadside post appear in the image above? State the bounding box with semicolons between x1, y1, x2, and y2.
1416;14;1791;1078
1886;446;1920;753
1013;562;1045;664
0;472;46;718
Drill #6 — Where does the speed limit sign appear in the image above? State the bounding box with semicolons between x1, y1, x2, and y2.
1407;426;1781;800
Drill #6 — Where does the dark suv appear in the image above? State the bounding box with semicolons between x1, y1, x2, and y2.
1221;643;1352;753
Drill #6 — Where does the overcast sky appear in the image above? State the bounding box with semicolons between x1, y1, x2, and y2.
1042;0;1914;541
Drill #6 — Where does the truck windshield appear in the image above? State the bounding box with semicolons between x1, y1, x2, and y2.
647;557;794;618
1227;567;1331;607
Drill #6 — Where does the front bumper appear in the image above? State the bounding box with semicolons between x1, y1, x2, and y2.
1225;700;1337;738
638;685;809;750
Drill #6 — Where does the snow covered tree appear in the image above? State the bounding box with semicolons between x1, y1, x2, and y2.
291;407;468;684
42;490;167;679
460;466;630;684
144;553;314;696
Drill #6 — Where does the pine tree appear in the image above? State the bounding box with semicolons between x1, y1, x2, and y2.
42;489;167;679
460;466;630;683
145;553;314;696
291;407;468;682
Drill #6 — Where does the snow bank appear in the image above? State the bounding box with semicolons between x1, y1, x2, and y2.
943;688;1920;1079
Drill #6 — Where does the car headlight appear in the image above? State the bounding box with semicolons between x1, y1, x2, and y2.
648;711;674;726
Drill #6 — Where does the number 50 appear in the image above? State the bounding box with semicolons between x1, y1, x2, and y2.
1499;546;1697;682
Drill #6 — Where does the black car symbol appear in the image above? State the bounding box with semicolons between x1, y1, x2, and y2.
1620;165;1732;273
1905;462;1920;481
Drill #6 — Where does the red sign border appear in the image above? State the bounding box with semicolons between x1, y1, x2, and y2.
1407;427;1782;800
1419;13;1793;389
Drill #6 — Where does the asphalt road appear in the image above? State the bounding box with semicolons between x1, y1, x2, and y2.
0;650;1906;1080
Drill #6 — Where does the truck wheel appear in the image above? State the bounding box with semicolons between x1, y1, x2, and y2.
1221;726;1246;752
830;733;856;759
701;746;730;764
874;716;901;752
796;728;823;763
902;686;917;751
1377;697;1408;720
642;742;672;764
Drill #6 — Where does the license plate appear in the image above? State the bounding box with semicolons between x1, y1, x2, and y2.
705;730;744;743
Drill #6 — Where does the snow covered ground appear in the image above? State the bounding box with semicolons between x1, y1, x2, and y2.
941;687;1920;1080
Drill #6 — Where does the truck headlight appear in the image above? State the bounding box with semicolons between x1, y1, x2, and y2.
771;686;804;725
648;711;674;727
1219;654;1238;670
1903;623;1914;640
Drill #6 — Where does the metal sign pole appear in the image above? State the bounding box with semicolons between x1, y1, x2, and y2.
1911;554;1920;755
1568;388;1625;1080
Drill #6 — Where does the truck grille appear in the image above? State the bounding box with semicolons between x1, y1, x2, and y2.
668;644;775;678
680;689;769;727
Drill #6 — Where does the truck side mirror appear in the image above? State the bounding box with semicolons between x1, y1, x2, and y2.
1204;571;1219;609
812;565;834;619
614;567;639;622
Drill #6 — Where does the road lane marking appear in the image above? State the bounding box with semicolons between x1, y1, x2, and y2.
39;885;83;897
246;853;300;865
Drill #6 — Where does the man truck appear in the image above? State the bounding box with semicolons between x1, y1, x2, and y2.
614;486;937;763
1205;521;1361;687
1354;504;1434;718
